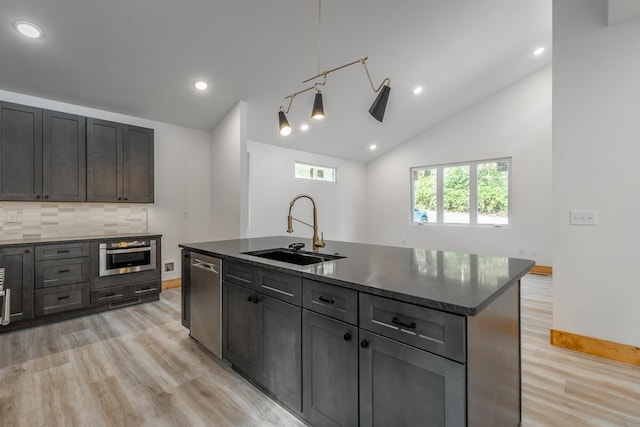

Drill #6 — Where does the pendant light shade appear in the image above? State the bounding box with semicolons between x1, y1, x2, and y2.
311;92;325;121
279;111;292;136
369;84;391;122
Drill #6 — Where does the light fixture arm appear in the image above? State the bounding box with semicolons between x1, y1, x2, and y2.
360;57;391;93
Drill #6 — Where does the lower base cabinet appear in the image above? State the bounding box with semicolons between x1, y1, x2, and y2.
0;246;34;322
302;310;358;427
358;331;466;427
223;281;302;413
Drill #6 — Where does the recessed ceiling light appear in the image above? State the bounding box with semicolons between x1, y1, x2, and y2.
193;81;208;91
532;46;545;56
299;123;309;132
369;144;377;151
14;20;43;39
412;86;423;95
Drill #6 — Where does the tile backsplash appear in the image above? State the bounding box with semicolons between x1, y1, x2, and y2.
0;202;148;241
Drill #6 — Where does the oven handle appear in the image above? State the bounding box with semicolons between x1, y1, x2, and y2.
105;247;151;255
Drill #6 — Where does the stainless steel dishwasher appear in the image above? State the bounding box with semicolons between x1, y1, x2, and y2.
189;253;222;358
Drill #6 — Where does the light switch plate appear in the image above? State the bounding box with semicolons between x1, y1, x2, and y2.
570;210;598;225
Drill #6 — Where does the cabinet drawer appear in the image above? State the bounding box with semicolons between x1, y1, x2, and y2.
35;283;89;316
258;269;301;306
35;242;90;260
127;280;160;298
302;279;357;325
35;257;90;288
223;261;255;289
91;286;126;305
359;293;466;362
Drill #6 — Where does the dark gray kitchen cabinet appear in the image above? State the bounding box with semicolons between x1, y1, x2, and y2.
359;331;465;427
86;118;122;202
0;246;34;322
181;250;190;329
221;262;302;414
222;281;255;375
123;125;154;203
0;102;42;200
302;310;358;427
254;293;302;413
87;118;154;203
43;110;86;201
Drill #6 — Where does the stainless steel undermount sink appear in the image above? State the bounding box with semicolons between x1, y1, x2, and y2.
242;248;345;266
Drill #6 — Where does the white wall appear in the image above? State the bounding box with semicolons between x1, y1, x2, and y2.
0;89;213;281
246;140;366;243
210;101;248;240
553;1;640;347
365;66;552;265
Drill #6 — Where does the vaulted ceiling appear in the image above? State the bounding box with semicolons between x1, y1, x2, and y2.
0;0;551;162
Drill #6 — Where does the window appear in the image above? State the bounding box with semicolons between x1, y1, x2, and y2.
295;162;336;182
411;158;510;226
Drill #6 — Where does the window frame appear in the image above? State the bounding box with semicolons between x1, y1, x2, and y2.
410;157;511;227
294;161;337;183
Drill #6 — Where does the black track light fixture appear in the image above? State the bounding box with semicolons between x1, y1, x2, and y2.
277;56;390;135
369;84;391;122
278;110;292;136
311;91;325;122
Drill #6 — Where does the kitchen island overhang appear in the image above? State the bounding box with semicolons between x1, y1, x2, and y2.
179;235;534;317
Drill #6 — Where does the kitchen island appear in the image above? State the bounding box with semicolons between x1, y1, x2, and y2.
180;236;534;427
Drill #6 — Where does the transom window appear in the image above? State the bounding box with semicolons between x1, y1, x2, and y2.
411;158;510;226
295;162;336;182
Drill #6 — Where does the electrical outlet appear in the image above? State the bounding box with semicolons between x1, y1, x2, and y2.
531;249;538;257
6;211;20;223
518;248;524;256
570;210;598;225
183;211;189;220
164;261;175;272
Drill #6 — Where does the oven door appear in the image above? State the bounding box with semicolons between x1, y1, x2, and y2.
99;241;156;276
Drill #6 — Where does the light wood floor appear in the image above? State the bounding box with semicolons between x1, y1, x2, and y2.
1;275;638;426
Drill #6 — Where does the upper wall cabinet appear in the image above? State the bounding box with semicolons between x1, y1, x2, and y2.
0;103;87;202
43;110;86;201
86;118;154;203
0;102;43;200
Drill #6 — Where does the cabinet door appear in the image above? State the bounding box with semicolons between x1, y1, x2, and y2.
303;310;358;427
181;250;190;329
359;331;466;427
86;118;123;202
0;246;34;322
254;294;302;413
43;110;86;201
123;125;154;203
0;102;42;200
222;281;255;375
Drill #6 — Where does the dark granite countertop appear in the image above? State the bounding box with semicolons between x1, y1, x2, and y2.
0;233;162;247
180;236;534;316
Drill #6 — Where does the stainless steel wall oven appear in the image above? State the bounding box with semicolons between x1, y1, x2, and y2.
99;239;156;277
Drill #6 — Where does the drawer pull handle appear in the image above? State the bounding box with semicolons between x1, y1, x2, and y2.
261;284;294;298
392;316;417;330
57;295;70;300
134;287;156;295
57;250;70;253
360;339;369;349
318;295;335;305
104;292;121;298
343;332;352;342
58;269;70;274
